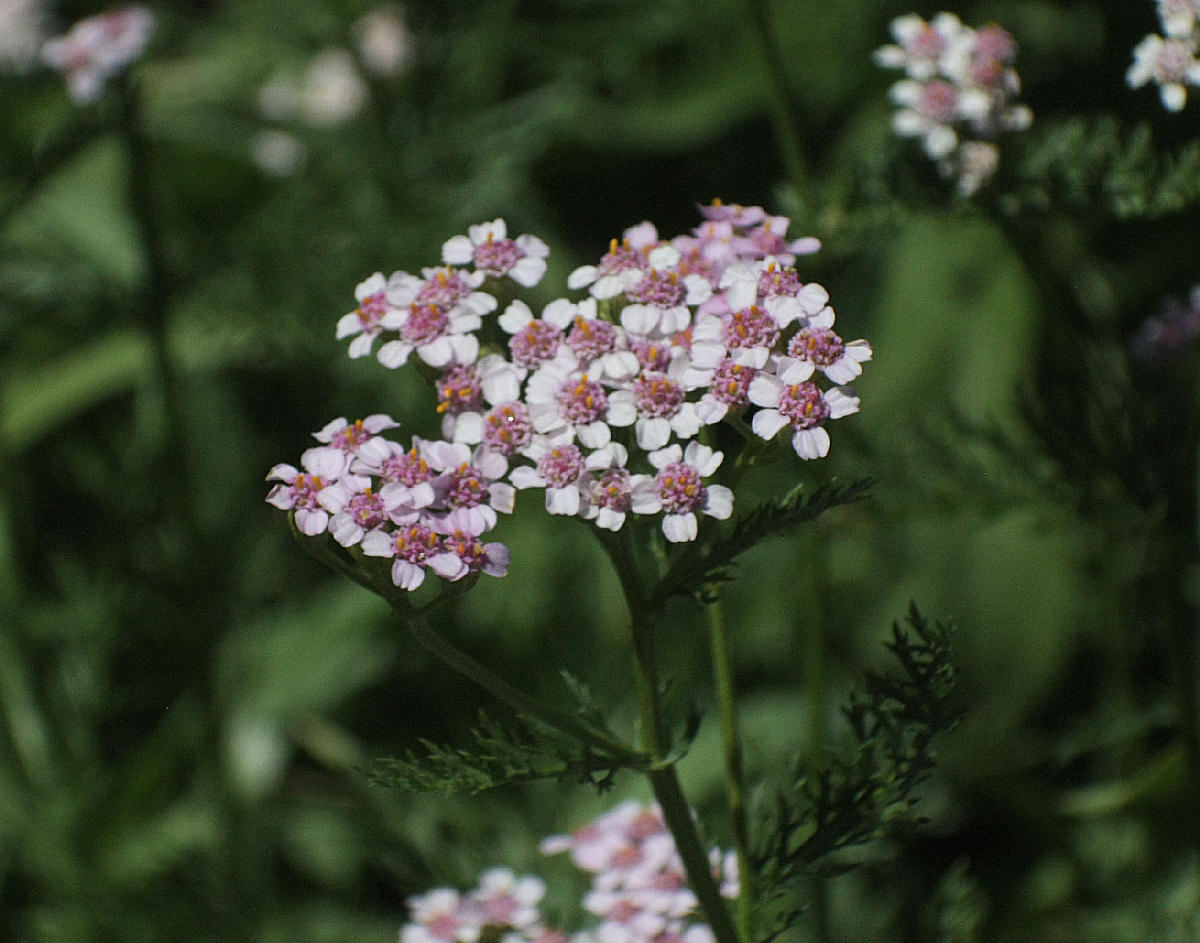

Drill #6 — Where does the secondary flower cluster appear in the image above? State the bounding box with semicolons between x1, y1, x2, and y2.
267;203;870;590
1130;283;1200;360
400;801;737;943
1127;0;1200;111
874;12;1032;195
41;4;153;104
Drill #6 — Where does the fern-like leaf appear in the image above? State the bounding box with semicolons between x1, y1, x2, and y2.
369;711;649;794
1002;116;1200;220
750;604;961;940
656;477;873;604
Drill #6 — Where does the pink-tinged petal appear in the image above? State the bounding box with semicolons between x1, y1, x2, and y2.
329;514;363;547
748;374;783;408
516;233;548;257
295;508;329;535
793;426;831;460
314;416;349;441
266;463;298;483
695;396;729;424
778;359;816;384
498;299;534;333
361;529;394;557
683;441;722;476
624;221;659;248
630;485;661;515
510;256;547;287
545;486;580;515
620;304;659;335
417;336;454;368
823;359;862;385
662;512;698;543
576;421;612;449
595;508;627;531
605;394;639;427
510;466;544;489
363;414;399;433
355;272;387;299
429;552;468;580
489;482;516;514
705;485;734;520
393;560;427;590
752;408;789;441
826;387;861;418
348;333;375;359
731;347;771;369
356;437;392;467
442;235;474;265
265;486;295;509
302;446;350;479
377;340;411;368
481;542;510;576
636;417;671;451
452;412;483;443
590;275;628;299
669;405;702;440
790;236;821;255
408;482;436;509
470;219;507;243
648;444;683;468
567;265;599;290
337;312;364;338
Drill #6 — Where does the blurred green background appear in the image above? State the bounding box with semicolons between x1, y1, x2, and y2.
3;0;1200;940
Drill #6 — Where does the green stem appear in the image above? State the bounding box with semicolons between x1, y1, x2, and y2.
706;597;755;942
402;612;641;761
607;528;741;943
742;0;809;200
289;523;643;763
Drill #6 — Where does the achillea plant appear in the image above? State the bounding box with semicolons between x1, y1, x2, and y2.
267;203;958;942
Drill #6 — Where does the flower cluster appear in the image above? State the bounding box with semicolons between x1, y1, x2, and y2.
874;12;1032;195
1131;283;1200;360
267;203;869;591
400;802;736;943
40;4;153;105
1127;0;1200;111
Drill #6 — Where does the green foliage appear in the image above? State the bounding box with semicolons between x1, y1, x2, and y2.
657;477;874;604
370;710;640;794
1003;116;1200;220
749;604;960;939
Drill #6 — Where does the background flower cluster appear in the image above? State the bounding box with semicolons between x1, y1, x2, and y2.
401;802;736;943
874;11;1032;194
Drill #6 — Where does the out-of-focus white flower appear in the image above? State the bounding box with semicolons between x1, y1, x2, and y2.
300;47;367;126
0;0;46;74
1127;32;1200;111
353;4;413;77
41;5;154;104
875;13;1030;194
250;128;307;177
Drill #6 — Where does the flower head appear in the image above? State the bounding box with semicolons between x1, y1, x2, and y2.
41;5;153;104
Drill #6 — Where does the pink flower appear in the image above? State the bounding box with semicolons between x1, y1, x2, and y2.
336;272;406;358
443;219;549;287
361;521;457;591
265;446;362;536
748;366;860;460
630;443;733;543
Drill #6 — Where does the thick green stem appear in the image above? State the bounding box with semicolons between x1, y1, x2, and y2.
610;529;741;943
706;598;755;942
